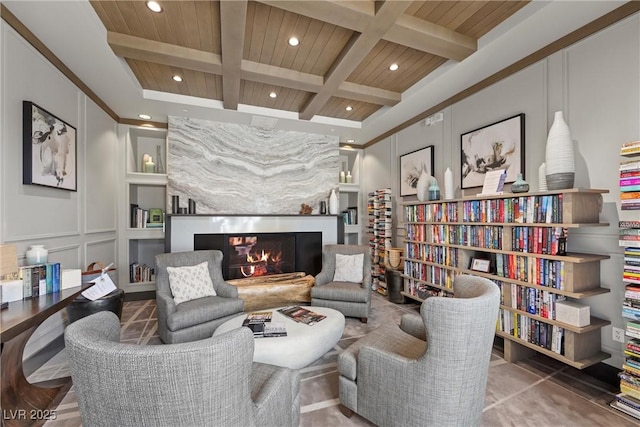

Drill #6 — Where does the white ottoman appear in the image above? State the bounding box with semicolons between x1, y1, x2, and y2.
214;306;345;369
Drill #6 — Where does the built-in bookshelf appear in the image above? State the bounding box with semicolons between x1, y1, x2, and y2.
402;189;611;369
615;141;640;418
339;147;363;245
368;188;392;294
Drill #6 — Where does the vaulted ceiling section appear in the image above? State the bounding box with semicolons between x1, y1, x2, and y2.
90;0;528;123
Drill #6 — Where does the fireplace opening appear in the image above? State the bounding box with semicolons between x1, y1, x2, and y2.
194;232;322;280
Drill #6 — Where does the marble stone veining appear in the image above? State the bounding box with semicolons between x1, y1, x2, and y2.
168;117;339;214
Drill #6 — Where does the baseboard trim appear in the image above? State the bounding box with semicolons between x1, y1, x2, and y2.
124;291;155;301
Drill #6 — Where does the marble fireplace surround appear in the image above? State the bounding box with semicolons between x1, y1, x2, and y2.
165;215;343;270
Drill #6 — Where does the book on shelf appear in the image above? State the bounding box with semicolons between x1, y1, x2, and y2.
278;306;326;325
611;393;640;419
20;262;61;299
620;221;640;229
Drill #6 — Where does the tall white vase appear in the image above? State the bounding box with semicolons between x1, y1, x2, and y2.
328;189;338;215
545;111;575;190
416;170;431;202
444;167;454;200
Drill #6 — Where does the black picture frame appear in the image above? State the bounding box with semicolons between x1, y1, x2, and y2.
23;101;77;191
399;145;434;196
470;258;491;273
460;113;525;189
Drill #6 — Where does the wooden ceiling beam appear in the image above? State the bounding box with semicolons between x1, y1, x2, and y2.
386;14;477;62
299;1;411;120
256;0;476;61
220;1;248;110
335;81;400;106
107;32;222;75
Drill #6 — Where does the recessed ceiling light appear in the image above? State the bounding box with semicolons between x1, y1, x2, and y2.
346;139;355;143
288;37;299;47
269;92;277;98
146;1;162;13
389;63;399;71
172;75;183;82
345;106;353;111
138;114;152;120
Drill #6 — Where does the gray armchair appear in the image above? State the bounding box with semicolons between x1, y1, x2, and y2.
155;250;244;343
311;244;372;323
65;311;301;427
337;275;500;426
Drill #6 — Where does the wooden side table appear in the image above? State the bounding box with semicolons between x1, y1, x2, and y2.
1;286;89;426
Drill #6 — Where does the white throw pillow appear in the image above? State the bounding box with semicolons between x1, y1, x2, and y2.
167;261;217;304
333;253;364;283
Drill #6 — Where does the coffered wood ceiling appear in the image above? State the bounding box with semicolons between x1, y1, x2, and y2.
91;0;528;123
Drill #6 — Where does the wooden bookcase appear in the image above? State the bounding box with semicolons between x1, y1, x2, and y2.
401;189;611;369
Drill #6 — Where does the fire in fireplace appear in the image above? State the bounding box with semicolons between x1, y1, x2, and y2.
194;231;322;280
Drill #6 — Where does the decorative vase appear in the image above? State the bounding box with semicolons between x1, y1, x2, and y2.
444;167;454;200
416;170;431;202
428;180;441;201
538;162;548;192
156;145;164;174
545;111;575;190
26;245;48;265
329;189;338;215
511;173;529;193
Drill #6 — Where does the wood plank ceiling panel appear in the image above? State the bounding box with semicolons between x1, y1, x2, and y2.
240;81;310;112
319;98;383;122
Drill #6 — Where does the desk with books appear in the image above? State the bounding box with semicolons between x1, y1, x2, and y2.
214;306;345;369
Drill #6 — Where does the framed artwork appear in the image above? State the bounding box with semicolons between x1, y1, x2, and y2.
23;101;77;191
399;145;434;196
460;113;525;189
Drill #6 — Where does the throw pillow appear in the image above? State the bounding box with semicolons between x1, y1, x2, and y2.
167;261;217;304
333;253;364;283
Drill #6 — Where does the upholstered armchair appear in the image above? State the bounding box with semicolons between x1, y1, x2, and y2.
65;311;300;427
337;275;500;426
155;250;244;343
311;244;372;323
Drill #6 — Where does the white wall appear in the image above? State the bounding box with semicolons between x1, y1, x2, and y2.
363;13;640;368
1;22;119;357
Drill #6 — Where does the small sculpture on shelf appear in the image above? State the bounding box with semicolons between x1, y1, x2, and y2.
511;173;529;193
299;203;313;215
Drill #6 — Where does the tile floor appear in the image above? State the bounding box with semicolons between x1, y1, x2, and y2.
28;293;640;426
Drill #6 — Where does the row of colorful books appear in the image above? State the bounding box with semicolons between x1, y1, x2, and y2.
462;195;564;224
21;262;62;298
620;157;640;211
495;254;566;290
429;224;503;250
497;309;564;354
129;262;154;283
506;283;564;320
404;243;459;267
402;261;457;289
403;202;459;223
403;277;452;299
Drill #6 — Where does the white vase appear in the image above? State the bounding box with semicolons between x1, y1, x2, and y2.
444;167;454;200
538;162;548;192
26;245;48;265
416;170;431;202
328;189;338;215
545;111;575;190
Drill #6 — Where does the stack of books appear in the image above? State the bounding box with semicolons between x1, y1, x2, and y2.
621;221;640;250
622;141;640;157
278;306;326;325
242;311;287;337
620;149;640;211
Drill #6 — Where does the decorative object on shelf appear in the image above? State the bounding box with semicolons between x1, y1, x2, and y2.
416;170;431;202
26;245;48;265
399;145;434;196
142;153;151;172
156;145;164;174
545;111;575;190
428;180;440;201
340;171;346;183
539;162;548;192
188;199;196;214
385;247;403;270
346;171;353;184
144;156;155;173
461;113;525;189
171;195;180;214
148;208;163;225
511;173;529;193
444;167;454;200
179;207;188;214
329;189;338;215
299;203;313;215
319;201;327;215
23;101;78;191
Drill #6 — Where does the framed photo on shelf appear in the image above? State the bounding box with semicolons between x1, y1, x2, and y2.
460;113;525;189
23;101;77;191
469;258;491;273
399;145;434;196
